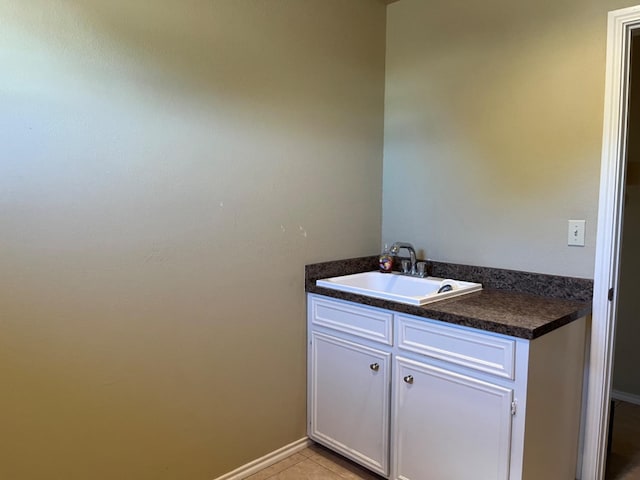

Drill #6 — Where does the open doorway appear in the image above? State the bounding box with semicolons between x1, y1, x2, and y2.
585;5;640;480
606;28;640;480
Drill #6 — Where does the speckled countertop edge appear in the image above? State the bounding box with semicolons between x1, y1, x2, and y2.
305;256;593;340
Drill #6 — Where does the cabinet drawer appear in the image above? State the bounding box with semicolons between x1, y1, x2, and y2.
396;315;515;380
309;295;393;345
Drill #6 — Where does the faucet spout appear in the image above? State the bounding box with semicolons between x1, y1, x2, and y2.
389;242;417;274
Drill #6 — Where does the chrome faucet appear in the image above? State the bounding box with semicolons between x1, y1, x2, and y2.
389;242;417;275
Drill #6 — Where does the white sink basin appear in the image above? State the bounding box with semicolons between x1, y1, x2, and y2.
316;271;482;306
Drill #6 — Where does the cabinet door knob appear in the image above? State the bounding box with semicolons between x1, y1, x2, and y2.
404;374;414;384
370;363;380;372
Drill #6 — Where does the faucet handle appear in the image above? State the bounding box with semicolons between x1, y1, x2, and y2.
416;262;427;277
401;259;411;274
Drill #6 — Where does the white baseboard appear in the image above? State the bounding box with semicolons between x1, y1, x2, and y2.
213;437;311;480
611;389;640;406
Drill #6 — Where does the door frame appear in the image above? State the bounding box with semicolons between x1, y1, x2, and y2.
583;5;640;479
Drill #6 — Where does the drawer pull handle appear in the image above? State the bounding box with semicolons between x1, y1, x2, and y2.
404;375;414;384
370;363;380;372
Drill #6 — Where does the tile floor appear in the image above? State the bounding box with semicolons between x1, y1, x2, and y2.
250;404;640;480
247;443;384;480
607;401;640;479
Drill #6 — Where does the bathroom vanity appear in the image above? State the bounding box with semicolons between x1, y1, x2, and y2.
305;257;592;480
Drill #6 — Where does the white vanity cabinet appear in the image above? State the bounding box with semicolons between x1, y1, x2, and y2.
392;314;519;480
307;294;586;480
307;295;393;476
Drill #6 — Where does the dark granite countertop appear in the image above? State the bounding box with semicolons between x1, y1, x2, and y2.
305;256;593;340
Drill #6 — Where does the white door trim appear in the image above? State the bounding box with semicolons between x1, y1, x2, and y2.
583;5;640;479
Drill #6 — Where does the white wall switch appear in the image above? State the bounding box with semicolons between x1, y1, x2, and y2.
568;220;586;247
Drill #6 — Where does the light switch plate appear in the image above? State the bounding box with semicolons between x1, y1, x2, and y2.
568;220;586;247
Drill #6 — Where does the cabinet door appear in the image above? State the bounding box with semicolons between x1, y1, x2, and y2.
393;356;513;480
310;331;390;476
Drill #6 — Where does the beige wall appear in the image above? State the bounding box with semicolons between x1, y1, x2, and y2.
0;1;385;478
383;0;639;278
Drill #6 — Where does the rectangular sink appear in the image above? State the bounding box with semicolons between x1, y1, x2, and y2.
316;271;482;306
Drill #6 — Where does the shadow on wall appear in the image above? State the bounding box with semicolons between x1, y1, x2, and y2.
385;0;609;201
0;1;386;478
9;0;378;120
